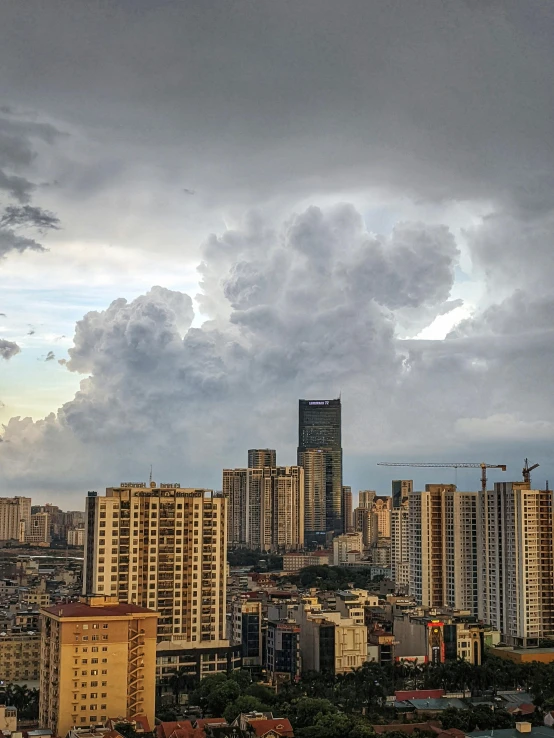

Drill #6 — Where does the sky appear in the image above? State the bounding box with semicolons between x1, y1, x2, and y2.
0;0;553;507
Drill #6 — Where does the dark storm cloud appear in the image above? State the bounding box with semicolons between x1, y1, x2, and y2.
45;351;55;362
0;1;552;210
0;205;60;232
0;338;20;360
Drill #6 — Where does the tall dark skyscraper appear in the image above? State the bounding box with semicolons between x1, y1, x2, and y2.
298;398;343;537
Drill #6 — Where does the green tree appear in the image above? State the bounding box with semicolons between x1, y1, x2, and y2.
223;695;270;724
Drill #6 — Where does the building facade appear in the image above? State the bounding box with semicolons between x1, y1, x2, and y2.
0;496;31;541
358;490;376;509
39;595;158;738
298;399;342;536
392;480;413;509
248;449;277;468
353;507;378;547
409;485;478;615
295;598;368;675
373;497;392;538
342;486;353;533
391;504;410;588
332;532;364;566
25;512;50;545
0;631;41;683
266;620;301;684
223;469;248;547
83;483;227;646
232;598;263;669
394;609;483;665
478;481;554;647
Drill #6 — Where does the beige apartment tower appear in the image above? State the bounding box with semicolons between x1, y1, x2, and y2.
478;481;554;647
0;496;31;541
84;483;227;646
342;486;353;533
39;595;158;738
223;469;248;546
246;466;304;552
409;485;478;615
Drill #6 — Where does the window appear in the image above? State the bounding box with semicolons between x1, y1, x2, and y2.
81;706;86;711
81;671;88;676
101;693;107;698
102;681;107;687
91;670;98;675
101;669;107;675
102;624;108;629
91;681;98;687
90;693;97;698
102;635;108;640
82;659;88;664
92;624;99;629
92;647;98;652
101;658;107;663
92;658;98;664
83;624;88;630
102;647;107;652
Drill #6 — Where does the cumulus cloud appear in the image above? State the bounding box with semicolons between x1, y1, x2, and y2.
0;205;464;491
0;339;20;360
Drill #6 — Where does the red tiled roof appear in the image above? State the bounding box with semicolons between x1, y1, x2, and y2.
395;689;444;701
507;704;535;715
158;721;192;738
42;602;156;618
195;720;227;729
247;718;294;738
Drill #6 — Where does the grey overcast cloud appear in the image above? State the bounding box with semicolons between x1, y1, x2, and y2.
0;1;553;505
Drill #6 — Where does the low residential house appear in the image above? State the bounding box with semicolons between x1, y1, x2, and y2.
232;713;294;738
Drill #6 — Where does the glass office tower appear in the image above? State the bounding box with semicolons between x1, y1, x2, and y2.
298;398;342;539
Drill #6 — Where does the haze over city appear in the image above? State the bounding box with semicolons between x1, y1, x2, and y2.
1;1;554;505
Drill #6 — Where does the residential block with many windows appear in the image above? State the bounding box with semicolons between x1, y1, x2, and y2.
39;595;158;738
84;483;227;646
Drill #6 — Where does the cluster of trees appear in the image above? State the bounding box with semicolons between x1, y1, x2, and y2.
160;656;554;738
0;684;39;720
227;549;283;571
285;565;384;590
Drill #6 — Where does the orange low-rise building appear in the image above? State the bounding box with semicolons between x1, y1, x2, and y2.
39;595;158;738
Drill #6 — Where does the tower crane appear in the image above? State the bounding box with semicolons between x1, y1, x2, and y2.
522;458;539;485
376;462;507;493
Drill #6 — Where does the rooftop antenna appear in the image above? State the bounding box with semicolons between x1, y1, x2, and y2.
149;465;153;485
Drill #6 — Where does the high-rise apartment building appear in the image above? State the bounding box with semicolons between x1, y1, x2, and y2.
39;595;158;738
248;449;277;468
409;485;478;615
358;490;376;509
373;496;391;538
83;483;227;645
25;512;50;545
298;399;342;536
391;504;410;588
298;449;326;541
0;496;31;541
478;481;554;647
223;469;248;547
246;466;304;552
353;507;378;547
392;480;413;509
342;486;353;533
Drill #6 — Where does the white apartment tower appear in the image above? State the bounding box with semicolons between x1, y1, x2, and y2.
0;497;31;541
83;482;227;647
478;481;554;647
409;485;478;615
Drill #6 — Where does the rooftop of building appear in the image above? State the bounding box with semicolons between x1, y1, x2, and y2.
467;727;552;738
42;595;158;618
